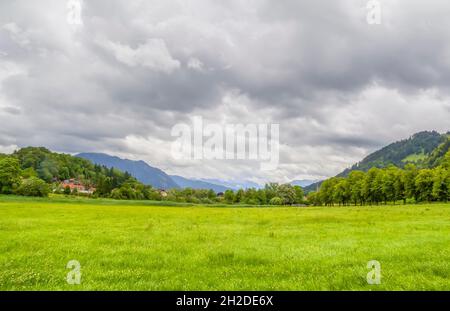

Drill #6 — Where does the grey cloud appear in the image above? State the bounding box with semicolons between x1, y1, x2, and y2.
1;0;450;182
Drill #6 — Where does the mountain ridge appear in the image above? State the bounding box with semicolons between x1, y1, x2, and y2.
76;153;179;189
304;130;450;193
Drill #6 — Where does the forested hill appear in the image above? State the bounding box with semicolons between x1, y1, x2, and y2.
338;131;447;177
304;131;450;192
77;153;179;189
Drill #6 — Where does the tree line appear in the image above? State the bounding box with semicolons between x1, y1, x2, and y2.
0;147;305;205
1;146;449;206
308;151;450;206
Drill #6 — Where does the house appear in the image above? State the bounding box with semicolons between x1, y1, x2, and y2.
60;179;96;194
158;189;168;197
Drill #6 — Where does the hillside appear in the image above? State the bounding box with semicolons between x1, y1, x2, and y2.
304;131;450;193
425;134;450;167
290;179;318;188
338;131;446;177
170;175;231;193
199;178;263;190
77;153;179;189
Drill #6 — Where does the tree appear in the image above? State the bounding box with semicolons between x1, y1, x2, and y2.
277;184;296;205
442;150;450;170
21;167;37;179
333;178;350;206
293;185;304;204
361;168;383;205
432;167;448;202
15;177;50;197
381;166;397;204
264;183;279;201
415;169;434;202
404;164;418;202
307;191;321;206
224;190;234;204
242;188;258;204
234;189;244;203
256;189;267;205
319;178;339;206
348;171;365;205
394;168;406;204
373;169;385;204
269;197;283;205
0;157;21;194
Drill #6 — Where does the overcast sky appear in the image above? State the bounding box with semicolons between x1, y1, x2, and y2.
1;0;450;184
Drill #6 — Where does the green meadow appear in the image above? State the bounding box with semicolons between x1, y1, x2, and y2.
0;195;449;290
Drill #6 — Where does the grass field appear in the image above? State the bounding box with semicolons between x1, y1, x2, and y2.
0;195;449;290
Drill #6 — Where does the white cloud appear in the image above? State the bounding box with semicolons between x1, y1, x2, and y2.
187;57;204;71
2;23;30;47
98;38;180;73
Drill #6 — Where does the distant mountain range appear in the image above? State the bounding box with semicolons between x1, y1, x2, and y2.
76;153;235;192
78;131;450;195
76;153;324;192
290;179;319;187
77;153;179;190
199;179;263;190
169;175;231;193
304;131;450;193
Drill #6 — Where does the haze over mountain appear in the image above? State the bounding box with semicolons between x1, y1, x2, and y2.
199;179;263;190
77;152;236;192
76;131;450;193
169;176;231;193
290;180;319;188
77;153;179;190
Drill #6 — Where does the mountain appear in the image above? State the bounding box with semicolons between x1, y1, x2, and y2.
303;131;450;193
76;153;179;189
199;178;263;190
170;175;232;193
337;131;446;177
425;134;450;167
290;179;318;187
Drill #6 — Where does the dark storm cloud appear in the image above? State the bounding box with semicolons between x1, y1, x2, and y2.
0;0;450;180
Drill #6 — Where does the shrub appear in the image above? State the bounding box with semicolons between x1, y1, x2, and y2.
269;197;283;205
16;177;50;197
64;186;71;195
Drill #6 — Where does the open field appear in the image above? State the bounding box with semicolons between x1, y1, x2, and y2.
0;195;449;290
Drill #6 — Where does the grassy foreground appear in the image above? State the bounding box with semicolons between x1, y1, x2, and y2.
0;196;449;290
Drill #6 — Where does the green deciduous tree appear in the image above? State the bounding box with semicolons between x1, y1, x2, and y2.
0;157;21;194
415;169;434;202
15;177;50;197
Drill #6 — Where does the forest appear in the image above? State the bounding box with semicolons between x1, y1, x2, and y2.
0;143;449;206
308;151;450;205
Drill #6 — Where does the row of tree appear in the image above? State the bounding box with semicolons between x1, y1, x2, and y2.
97;182;305;205
2;146;449;206
1;148;306;205
308;151;450;206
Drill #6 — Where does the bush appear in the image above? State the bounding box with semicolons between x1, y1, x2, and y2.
269;197;283;205
15;177;50;197
64;186;71;195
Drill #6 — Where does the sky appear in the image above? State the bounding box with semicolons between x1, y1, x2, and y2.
1;0;450;184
